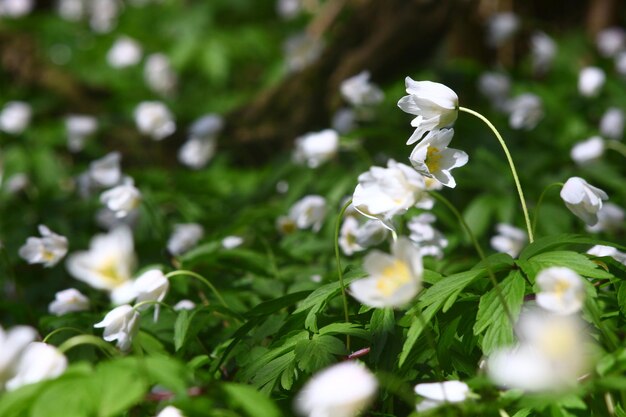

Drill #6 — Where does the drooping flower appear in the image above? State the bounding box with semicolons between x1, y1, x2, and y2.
578;67;605;98
570;136;604;165
408;128;468;188
477;72;511;109
106;36;142;68
596;27;626;58
398;78;458;145
5;343;67;391
19;225;68;267
173;299;196;311
485;12;519;47
144;53;177;96
288;195;327;232
100;178;142;218
560;177;608;226
599;107;624;140
0;325;37;388
349;237;423;308
587;245;626;266
295;361;378;417
156;406;186;417
535;267;585;315
506;93;544;130
340;71;384;108
490;223;527;258
414;381;470;412
48;288;90;316
133;269;169;321
94;304;140;351
407;213;448;259
352;160;434;226
586;203;624;233
531;31;557;75
222;235;244;249
0;101;32;134
167;223;204;256
65;114;98;153
134;101;176;141
293;129;340;168
89;151;122;188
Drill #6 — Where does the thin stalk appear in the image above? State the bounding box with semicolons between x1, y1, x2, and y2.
57;334;119;356
431;191;514;326
334;199;352;351
605;140;626;158
166;270;228;309
459;106;534;243
532;182;564;236
42;327;84;343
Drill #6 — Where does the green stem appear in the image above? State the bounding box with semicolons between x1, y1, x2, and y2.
42;327;84;344
57;334;119;356
414;306;444;381
334;199;352;351
459;106;534;243
166;270;228;309
431;191;514;326
532;182;564;236
605;140;626;158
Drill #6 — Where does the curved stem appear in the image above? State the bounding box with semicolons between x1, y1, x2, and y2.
431;191;514;325
605;140;626;158
57;334;119;356
166;270;228;309
459;106;534;243
334;199;352;350
42;327;84;344
531;182;564;236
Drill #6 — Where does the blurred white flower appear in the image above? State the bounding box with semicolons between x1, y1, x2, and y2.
276;0;302;19
490;223;527;258
288;195;327;232
96;206;139;231
560;177;608;226
144;53;177;96
167;223;204;256
134;101;176;140
66;227;136;300
578;67;605;98
66;114;97;153
535;267;585;315
107;36;142;68
331;107;356;134
276;180;289;194
133;269;169;321
276;215;297;235
156;406;185;417
0;101;32;134
339;216;389;256
293;129;339;168
586;203;624;233
531;31;557;74
100;178;142;218
477;72;510;108
48;288;90;316
19;225;68;268
4;173;29;194
189;114;224;139
173;299;196;311
89;0;119;33
409;128;468;188
58;0;85;21
414;380;470;412
0;325;37;388
94;304;140;351
178;137;216;169
350;237;422;308
506;93;543;130
596;27;626;58
587;244;626;265
616;51;626;76
407;213;448;259
353;160;433;226
284;32;323;73
5;343;67;391
570;136;604;165
339;217;364;256
222;235;244;249
340;71;384;108
295;361;378;417
486;12;519;47
89;152;122;188
0;0;33;17
599;107;624;140
398;78;458;145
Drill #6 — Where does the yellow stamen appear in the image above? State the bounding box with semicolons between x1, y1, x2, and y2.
425;146;443;173
376;259;411;296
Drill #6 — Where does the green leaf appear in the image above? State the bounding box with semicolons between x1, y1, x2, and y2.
142;355;188;396
222;383;282;417
93;359;148;417
370;308;395;363
174;309;191;352
518;251;613;280
318;322;370;340
294;334;346;373
463;194;495;239
519;234;626;260
246;291;312;318
178;241;222;267
31;376;96;417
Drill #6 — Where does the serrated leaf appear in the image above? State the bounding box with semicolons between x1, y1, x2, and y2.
519;251;613;280
294;335;346;373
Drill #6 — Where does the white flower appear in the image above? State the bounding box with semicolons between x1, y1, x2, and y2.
173;299;196;311
0;0;33;17
106;36;142;68
490;223;527;258
596;27;626;58
616;52;626;76
587;245;626;265
349;238;423;308
414;381;470;412
332;108;356;134
407;213;448;259
144;53;177;96
167;223;204;256
560;177;608;226
94;304;140;351
340;71;384;108
95;207;139;231
19;225;68;267
586;203;624;233
89;0;119;33
295;361;378;417
276;0;302;20
578;67;605;98
178;137;216;169
531;31;557;74
535;267;585;315
100;179;142;218
353;160;433;226
134;101;176;140
339;217;364;256
156;406;186;417
189;114;223;139
409;128;468;188
66;114;98;152
66;227;136;298
222;235;244;249
48;288;90;316
0;101;32;134
293;129;340;168
507;93;543;130
477;72;510;108
570;136;604;165
89;152;122;187
5;343;67;391
0;325;37;387
599;107;624;140
5;173;29;194
58;0;85;21
276;215;297;235
355;219;388;248
283;32;323;73
288;195;327;232
276;180;289;194
398;78;458;145
486;12;519;47
133;269;169;321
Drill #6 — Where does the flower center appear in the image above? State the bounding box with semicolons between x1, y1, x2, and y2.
95;256;128;288
376;259;411;296
425;146;443;173
553;279;571;299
